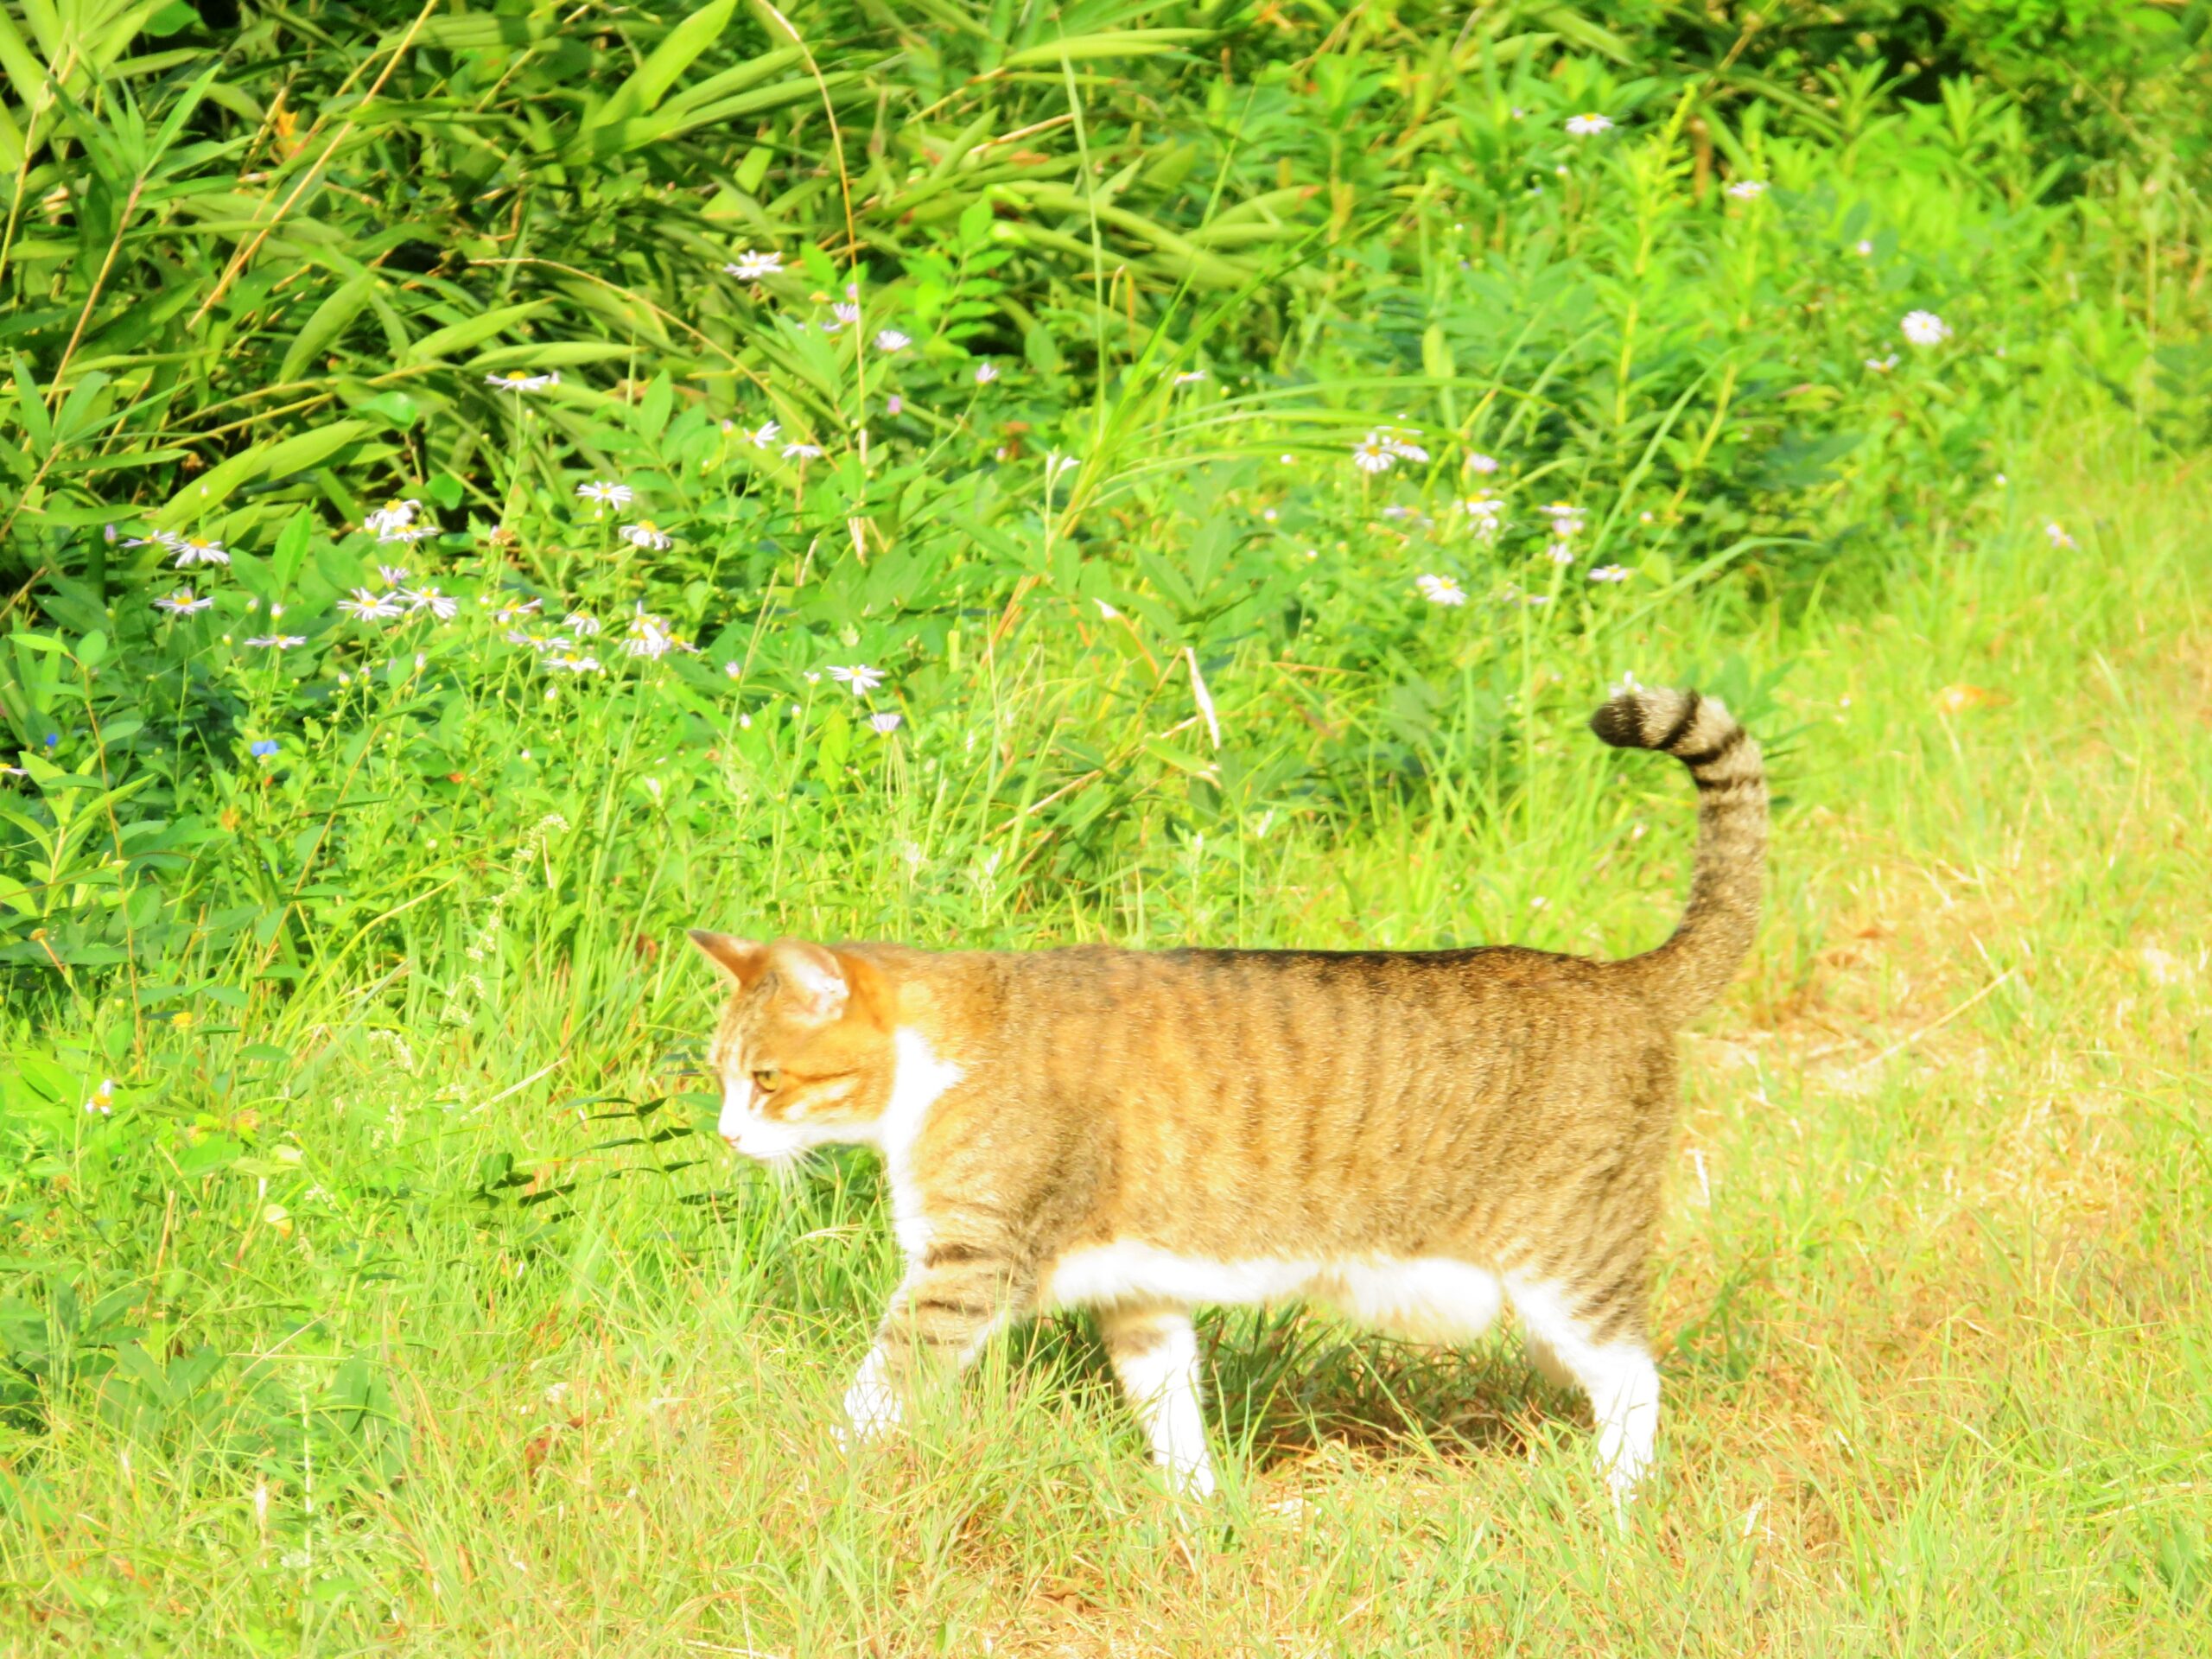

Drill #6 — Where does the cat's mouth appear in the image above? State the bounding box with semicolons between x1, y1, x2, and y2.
723;1127;808;1166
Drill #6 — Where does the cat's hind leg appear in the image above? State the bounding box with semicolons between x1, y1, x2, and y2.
1506;1275;1660;1522
1098;1304;1216;1498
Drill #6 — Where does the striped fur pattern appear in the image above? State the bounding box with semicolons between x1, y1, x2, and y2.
691;687;1764;1513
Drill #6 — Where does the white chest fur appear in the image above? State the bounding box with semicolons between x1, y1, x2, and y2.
879;1027;963;1262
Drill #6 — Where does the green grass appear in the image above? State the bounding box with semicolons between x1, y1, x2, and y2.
3;408;2207;1655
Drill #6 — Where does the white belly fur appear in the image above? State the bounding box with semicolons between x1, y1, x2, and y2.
1044;1239;1503;1344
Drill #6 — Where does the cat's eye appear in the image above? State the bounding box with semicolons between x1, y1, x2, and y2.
751;1065;781;1092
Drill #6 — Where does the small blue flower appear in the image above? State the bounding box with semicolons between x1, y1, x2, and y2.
250;739;279;759
43;733;58;748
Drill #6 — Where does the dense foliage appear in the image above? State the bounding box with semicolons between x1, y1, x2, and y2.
5;0;2204;980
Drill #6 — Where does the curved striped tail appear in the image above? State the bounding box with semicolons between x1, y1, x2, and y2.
1589;686;1767;1025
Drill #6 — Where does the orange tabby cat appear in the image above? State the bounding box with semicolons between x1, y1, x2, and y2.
690;684;1764;1510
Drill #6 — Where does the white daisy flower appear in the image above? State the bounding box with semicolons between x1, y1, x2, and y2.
873;329;911;353
486;370;560;392
1865;353;1899;372
1901;310;1951;347
1565;113;1614;136
1545;542;1576;565
492;597;543;626
1541;502;1586;536
620;521;673;551
403;586;460;620
1610;670;1646;698
869;711;903;734
723;250;783;282
1588;564;1631;582
154;589;213;615
563;612;602;637
1855;238;1874;256
1465;453;1500;474
1173;370;1208;386
1456;493;1505;541
337;588;404;620
169;536;230;567
545;652;604;675
621;605;689;660
1351;435;1395;474
577;480;632;510
376;564;411;588
363;499;421;537
245;633;307;649
827;664;885;696
723;661;741;680
2044;520;2076;550
749;421;781;449
833;302;861;326
1725;179;1768;200
1382;432;1429;462
975;362;1000;385
1415;574;1467;607
781;442;823;461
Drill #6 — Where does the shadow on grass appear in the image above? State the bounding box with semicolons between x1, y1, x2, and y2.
1004;1304;1564;1474
1206;1308;1559;1471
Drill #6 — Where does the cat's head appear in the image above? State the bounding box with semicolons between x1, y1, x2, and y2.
688;931;897;1163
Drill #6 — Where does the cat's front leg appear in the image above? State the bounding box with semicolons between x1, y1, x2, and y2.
841;1248;1034;1448
840;1340;905;1444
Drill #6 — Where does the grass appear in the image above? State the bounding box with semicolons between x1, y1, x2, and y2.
3;407;2208;1655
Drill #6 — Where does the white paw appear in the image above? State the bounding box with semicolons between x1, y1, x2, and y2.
1604;1459;1645;1529
839;1352;903;1450
1160;1450;1217;1500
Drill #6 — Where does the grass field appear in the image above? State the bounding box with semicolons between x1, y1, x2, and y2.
3;406;2206;1656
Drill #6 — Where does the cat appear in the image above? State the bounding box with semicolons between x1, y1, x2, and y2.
689;683;1764;1510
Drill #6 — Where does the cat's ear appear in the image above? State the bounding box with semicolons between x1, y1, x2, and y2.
688;929;767;986
766;938;849;1021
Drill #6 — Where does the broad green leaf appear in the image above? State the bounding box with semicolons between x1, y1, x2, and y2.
10;356;54;458
591;0;737;130
1000;29;1211;69
562;71;862;162
470;341;632;372
404;13;550;51
278;269;378;385
150;419;368;527
402;301;556;366
271;512;312;588
257;418;371;481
